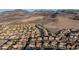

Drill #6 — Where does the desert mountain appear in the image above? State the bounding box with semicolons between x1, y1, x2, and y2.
0;9;29;22
0;9;79;29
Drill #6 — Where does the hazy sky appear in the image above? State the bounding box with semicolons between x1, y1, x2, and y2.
0;9;36;12
0;9;14;12
0;9;58;13
0;9;57;12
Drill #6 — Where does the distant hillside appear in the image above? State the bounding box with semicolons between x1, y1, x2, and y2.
0;9;79;34
0;9;57;22
0;9;29;22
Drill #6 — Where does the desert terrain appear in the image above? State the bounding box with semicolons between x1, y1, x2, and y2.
0;9;79;50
